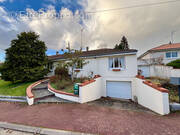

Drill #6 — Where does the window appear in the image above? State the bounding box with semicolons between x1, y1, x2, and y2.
166;52;171;58
172;52;178;58
166;52;178;58
109;57;125;69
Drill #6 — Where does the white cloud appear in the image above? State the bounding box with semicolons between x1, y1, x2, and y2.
0;0;6;2
0;0;180;55
79;0;180;54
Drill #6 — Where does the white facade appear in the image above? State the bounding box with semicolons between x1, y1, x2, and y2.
50;53;137;98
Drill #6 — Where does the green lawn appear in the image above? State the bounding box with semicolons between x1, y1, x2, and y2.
0;80;33;96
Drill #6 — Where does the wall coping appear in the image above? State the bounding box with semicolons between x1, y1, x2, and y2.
143;81;169;93
48;83;78;97
79;75;101;87
136;75;145;79
136;75;169;93
26;79;48;99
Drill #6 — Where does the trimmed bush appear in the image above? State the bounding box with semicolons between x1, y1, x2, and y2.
167;59;180;69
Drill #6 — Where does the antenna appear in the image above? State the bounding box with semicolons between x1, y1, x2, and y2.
171;30;176;43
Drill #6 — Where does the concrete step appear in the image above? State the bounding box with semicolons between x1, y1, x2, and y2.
35;96;71;104
170;102;180;111
32;83;48;90
33;89;54;100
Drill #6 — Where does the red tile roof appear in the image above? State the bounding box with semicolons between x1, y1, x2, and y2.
138;43;180;59
151;43;180;51
48;48;137;61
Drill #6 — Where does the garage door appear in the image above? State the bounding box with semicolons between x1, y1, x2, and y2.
106;81;131;99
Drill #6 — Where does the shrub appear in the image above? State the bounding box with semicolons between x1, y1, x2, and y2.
55;79;72;90
55;66;69;79
167;59;180;69
49;76;59;83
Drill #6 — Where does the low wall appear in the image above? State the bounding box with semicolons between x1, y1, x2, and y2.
79;75;102;103
138;65;180;79
26;79;48;105
47;75;102;103
132;76;170;115
48;83;80;103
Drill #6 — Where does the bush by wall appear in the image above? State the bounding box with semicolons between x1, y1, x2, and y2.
167;59;180;69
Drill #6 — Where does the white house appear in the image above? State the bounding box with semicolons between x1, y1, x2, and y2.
48;48;138;99
25;48;170;115
138;43;180;77
138;43;180;65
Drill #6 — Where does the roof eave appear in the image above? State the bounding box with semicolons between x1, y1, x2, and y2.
49;51;137;61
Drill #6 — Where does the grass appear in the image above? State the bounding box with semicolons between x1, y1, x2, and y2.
146;77;179;103
0;80;33;96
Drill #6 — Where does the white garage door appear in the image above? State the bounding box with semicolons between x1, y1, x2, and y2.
106;81;131;99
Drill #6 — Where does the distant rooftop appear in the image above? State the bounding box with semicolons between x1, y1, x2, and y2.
48;48;138;61
138;43;180;59
151;43;180;51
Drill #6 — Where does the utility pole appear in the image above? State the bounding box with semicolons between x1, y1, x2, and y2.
80;28;84;50
66;41;71;52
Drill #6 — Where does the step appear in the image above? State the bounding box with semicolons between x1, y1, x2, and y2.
170;102;180;111
35;96;72;104
0;98;27;102
32;83;48;90
33;89;54;99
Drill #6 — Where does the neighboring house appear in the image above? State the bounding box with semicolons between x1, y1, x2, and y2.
138;43;180;65
48;48;138;100
138;43;180;77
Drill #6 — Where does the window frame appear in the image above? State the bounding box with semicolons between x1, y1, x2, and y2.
165;51;178;59
109;57;125;70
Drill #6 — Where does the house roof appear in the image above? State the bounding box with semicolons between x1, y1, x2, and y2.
48;48;138;61
151;43;180;51
138;43;180;59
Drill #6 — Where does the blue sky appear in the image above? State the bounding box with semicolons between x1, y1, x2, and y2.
0;0;83;61
0;0;82;12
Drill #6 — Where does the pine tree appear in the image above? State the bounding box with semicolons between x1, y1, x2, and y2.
0;32;49;83
114;36;129;50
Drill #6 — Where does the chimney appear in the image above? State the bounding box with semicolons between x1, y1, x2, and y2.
86;46;89;51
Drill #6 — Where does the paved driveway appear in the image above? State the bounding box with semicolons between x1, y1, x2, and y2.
0;102;180;135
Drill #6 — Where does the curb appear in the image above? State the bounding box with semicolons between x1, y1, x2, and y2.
0;122;96;135
0;98;27;102
170;103;180;111
0;95;27;103
0;95;26;99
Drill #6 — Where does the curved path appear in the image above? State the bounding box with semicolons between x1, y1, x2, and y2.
32;81;70;104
